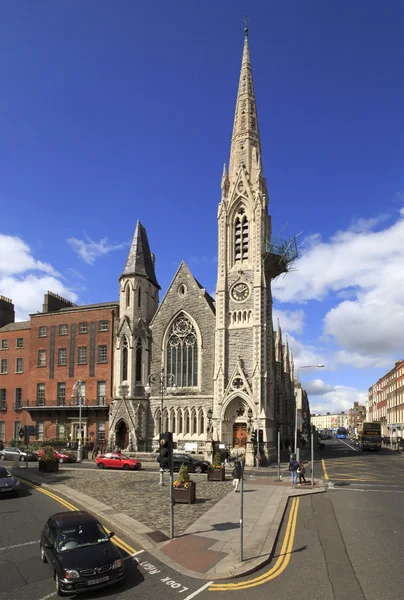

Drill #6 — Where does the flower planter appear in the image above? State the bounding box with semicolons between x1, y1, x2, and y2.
207;467;226;481
38;460;59;473
173;483;196;504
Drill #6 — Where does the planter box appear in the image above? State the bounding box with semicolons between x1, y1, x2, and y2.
173;483;196;504
38;460;59;473
207;467;226;481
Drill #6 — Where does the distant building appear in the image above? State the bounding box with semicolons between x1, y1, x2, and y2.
310;412;348;431
348;402;366;432
366;359;404;439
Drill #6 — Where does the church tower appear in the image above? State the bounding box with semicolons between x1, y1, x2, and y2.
109;221;160;450
214;25;289;462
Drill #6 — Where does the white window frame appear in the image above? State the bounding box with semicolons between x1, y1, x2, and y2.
16;338;24;349
0;359;8;374
59;324;68;336
37;350;46;367
98;345;107;363
38;326;47;338
58;348;67;366
77;346;87;365
99;320;109;332
15;358;24;373
78;322;88;334
1;339;8;350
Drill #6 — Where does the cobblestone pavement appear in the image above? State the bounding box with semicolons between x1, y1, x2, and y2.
44;469;233;536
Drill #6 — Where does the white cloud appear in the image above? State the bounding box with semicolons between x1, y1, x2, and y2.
273;308;304;334
0;234;77;320
273;207;404;367
67;235;129;265
284;334;327;372
309;382;367;415
304;379;334;395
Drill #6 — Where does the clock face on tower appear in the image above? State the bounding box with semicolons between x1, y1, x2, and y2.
231;282;250;302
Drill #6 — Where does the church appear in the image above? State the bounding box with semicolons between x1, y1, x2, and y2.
109;26;298;465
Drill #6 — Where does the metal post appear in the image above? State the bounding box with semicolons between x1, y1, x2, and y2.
294;393;299;461
159;377;165;486
169;458;174;538
240;465;244;562
77;389;82;463
277;429;281;480
311;429;314;488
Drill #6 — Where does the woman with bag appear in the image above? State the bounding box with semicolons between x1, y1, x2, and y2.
232;460;242;492
297;460;307;485
289;454;299;484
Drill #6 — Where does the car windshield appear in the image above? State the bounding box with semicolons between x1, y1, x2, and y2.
0;468;12;478
119;454;131;459
57;522;109;552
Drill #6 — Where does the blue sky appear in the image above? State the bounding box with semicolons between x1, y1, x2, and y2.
1;1;404;413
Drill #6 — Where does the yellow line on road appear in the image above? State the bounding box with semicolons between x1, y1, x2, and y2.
17;476;136;556
322;459;329;480
209;497;299;591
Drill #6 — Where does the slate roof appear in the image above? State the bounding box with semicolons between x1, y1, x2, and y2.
121;221;160;288
0;321;30;333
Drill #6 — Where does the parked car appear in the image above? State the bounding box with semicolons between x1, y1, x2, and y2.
171;453;210;473
96;453;142;470
40;511;125;596
0;467;21;496
0;447;38;462
36;448;77;464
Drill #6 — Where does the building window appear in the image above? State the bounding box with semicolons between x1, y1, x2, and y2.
97;381;106;405
16;338;24;348
15;388;22;410
121;337;128;382
56;423;66;439
126;285;130;308
99;320;109;332
58;348;67;366
37;422;44;441
0;389;6;410
16;358;24;373
96;421;106;441
57;383;66;406
78;322;88;334
138;287;141;308
59;324;68;336
13;421;21;439
1;339;8;350
234;208;249;262
37;383;45;406
77;346;87;365
178;411;183;433
0;359;8;374
166;315;198;387
135;337;142;382
37;350;46;367
98;345;107;363
0;421;5;442
39;326;47;337
76;381;86;402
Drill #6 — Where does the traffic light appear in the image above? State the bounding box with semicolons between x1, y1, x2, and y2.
251;430;257;445
18;428;25;440
157;432;173;471
258;429;264;444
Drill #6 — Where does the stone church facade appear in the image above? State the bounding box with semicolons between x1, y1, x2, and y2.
109;29;297;464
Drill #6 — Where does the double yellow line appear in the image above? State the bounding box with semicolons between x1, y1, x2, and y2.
209;497;300;591
17;476;136;556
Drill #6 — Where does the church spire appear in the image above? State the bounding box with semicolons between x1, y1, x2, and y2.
120;221;160;289
228;19;262;183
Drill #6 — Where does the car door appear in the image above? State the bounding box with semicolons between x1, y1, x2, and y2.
42;521;57;564
109;456;122;469
5;448;18;460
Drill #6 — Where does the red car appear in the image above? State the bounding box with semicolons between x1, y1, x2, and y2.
36;448;77;463
96;453;142;470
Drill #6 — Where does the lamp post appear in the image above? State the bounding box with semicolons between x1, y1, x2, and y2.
206;408;213;436
71;380;85;463
295;365;324;460
145;368;176;486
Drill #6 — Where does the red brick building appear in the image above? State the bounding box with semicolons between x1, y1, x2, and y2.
0;292;118;447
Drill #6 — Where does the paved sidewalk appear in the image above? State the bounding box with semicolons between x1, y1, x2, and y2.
13;464;325;580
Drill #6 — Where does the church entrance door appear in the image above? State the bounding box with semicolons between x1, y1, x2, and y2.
233;423;248;448
116;420;129;450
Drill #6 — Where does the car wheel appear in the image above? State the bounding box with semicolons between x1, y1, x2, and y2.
0;454;5;460
97;463;105;469
58;458;64;463
20;455;25;462
55;572;65;596
123;464;130;470
40;544;48;563
194;465;202;474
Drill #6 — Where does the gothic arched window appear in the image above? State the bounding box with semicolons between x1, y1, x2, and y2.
234;207;249;262
154;409;161;436
135;337;142;382
126;284;130;308
192;410;197;435
138;286;141;308
178;411;183;433
166;315;198;387
121;337;129;382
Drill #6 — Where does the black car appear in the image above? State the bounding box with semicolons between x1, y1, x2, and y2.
172;453;210;473
40;511;125;596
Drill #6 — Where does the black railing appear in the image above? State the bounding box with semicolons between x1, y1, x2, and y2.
96;396;106;406
13;402;22;410
57;399;66;406
36;399;46;406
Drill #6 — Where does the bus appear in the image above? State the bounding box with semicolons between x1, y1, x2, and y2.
336;427;347;439
358;422;382;451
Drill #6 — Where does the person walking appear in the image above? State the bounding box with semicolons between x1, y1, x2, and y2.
289;454;299;484
232;460;242;492
297;460;307;485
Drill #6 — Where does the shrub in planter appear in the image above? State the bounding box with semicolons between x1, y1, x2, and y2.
38;445;59;473
173;465;196;504
207;452;226;481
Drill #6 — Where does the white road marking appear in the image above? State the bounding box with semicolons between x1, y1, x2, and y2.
0;540;39;551
124;549;145;561
332;487;404;493
183;581;214;599
37;593;56;600
338;439;359;452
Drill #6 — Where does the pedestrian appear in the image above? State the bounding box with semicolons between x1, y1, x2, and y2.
257;453;262;468
232;460;242;492
297;461;307;485
289;454;299;484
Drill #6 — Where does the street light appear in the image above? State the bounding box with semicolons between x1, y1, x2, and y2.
295;365;324;459
144;368;176;486
71;380;85;463
206;408;213;435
